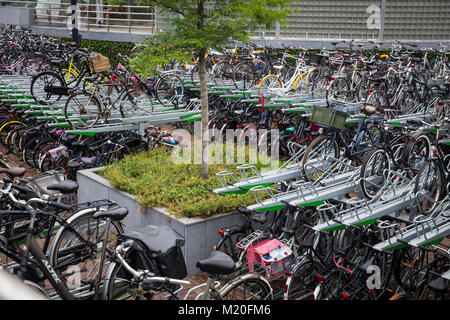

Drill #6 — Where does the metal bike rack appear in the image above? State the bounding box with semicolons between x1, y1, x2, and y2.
313;169;417;232
212;145;309;195
245;156;361;212
373;195;450;251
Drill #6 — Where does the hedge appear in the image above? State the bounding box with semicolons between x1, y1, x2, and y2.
59;37;135;67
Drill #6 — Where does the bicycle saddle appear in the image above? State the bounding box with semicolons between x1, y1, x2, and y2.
0;167;26;177
93;206;129;221
427;79;446;89
196;250;235;275
50;59;64;66
68;160;81;169
360;105;377;116
428;277;447;292
47;180;79;194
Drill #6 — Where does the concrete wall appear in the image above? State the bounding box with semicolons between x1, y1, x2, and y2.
77;167;249;276
30;26;145;42
0;7;34;29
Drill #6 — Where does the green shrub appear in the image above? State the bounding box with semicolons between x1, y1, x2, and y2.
100;147;275;218
58;37;134;67
80;39;135;67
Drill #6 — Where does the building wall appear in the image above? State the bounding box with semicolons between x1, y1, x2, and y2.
1;1;449;43
383;0;450;40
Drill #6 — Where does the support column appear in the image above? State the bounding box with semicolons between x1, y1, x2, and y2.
70;0;80;47
379;0;386;40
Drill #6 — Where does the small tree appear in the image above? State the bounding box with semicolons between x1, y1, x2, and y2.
132;0;295;179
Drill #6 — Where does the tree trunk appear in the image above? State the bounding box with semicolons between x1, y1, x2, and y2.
198;48;209;179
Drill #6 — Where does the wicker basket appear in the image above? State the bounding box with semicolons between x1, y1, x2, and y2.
88;54;111;73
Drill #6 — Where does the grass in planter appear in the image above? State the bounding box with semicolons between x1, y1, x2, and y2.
100;146;277;218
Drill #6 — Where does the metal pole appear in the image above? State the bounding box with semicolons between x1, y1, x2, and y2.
275;22;280;39
71;0;80;47
127;5;131;33
379;0;386;40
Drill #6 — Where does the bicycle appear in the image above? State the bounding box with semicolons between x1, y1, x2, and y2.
63;73;152;129
414;111;450;215
0;177;127;299
102;227;273;300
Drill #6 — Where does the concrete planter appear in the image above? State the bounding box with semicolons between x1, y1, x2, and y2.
77;167;247;275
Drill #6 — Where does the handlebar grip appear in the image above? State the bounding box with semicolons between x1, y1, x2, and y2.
11;184;31;194
47;201;72;211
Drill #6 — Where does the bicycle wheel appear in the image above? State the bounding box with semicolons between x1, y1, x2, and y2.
284;259;323;300
39;151;57;173
120;88;153;119
155;73;184;106
315;272;347;300
366;90;388;110
216;230;249;262
22;138;41;167
30;71;65;105
326;78;348;106
49;210;124;298
103;262;139;300
257;74;283;96
402;133;431;174
64;91;102;129
305;67;329;97
232;61;256;91
190;64;199;87
360;148;390;199
302;135;340;182
414;160;445;215
102;261;171;300
32;140;55;169
220;274;272;300
292;72;308;95
6;127;21;156
211;60;231;84
0;121;26;147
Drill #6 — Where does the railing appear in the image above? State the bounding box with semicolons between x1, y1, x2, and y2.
0;0;156;34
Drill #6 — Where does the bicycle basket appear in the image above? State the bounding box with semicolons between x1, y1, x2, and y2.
311;106;347;130
87;53;111;73
247;239;294;282
309;53;326;66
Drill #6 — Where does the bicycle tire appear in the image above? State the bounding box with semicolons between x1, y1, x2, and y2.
49;209;124;298
302;134;340;182
257;74;283;96
219;274;272;300
155;73;184;106
64;91;102;129
30;71;65;105
216;230;249;262
284;258;323;300
414;160;445;215
360;148;390;199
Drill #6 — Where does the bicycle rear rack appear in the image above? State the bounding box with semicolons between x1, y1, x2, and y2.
235;230;265;252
